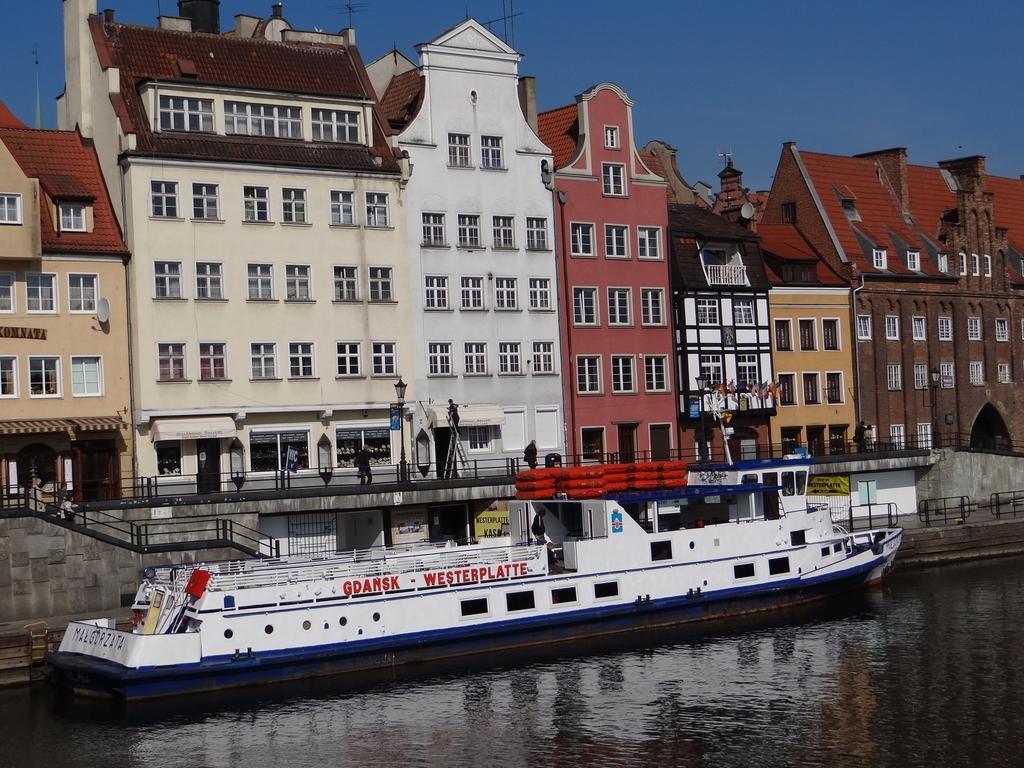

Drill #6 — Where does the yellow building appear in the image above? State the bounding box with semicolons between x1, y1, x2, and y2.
759;224;857;454
0;108;132;502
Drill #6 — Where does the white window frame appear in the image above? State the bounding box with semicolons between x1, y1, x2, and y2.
644;355;669;393
573;287;598;326
640;288;665;326
498;342;522;375
427;342;453;377
998;362;1011;384
576;355;602;394
528;277;551;310
59;203;86;232
330;190;355;226
464;342;488;375
967;317;981;341
984;254;992;277
637;226;661;260
246;263;274;300
224;101;302;139
365;193;390;228
995;317;1009;342
287;341;316;379
532;342;556;374
856;314;871;340
28;355;62;398
70;355;103;397
368;266;393;302
457;214;482;248
959;252;967;275
311;108;359;143
604;224;628;258
603;125;620;149
825;371;844;404
607;287;631;326
0;272;13;312
696;298;719;325
776;372;797;406
733;298;755;326
67;273;98;313
191;182;220;220
250;342;279;380
0;356;17;398
466;426;491;452
153;262;182;300
972;253;980;276
480;135;503;169
333;265;358;302
526;217;548;251
570;222;594;256
285;265;312;301
890;424;906;450
969;360;984;385
611;355;636;393
195;262;224;300
938;316;953;341
281;188;308;224
371;342;397;376
938;252;949;273
448;133;471;168
422;212;446;246
460;276;485;310
886;363;902;391
698;354;724;386
940;361;954;388
492;216;515;249
494;277;518;310
884;315;900;341
906;250;920;271
335;342;361;377
917;422;932;449
601;163;626;196
198;342;228;381
242;186;271;223
0;193;23;224
802;371;821;404
424;275;450;310
872;248;887;270
157;343;187;382
911;316;926;341
158;95;213;132
799;318;818;351
913;363;928;390
150;180;179;218
822;318;841;350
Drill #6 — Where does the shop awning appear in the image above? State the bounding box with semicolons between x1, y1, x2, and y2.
0;418;77;435
426;404;507;428
74;416;127;432
150;416;237;442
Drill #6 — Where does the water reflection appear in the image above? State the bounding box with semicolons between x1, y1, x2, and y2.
4;557;1024;767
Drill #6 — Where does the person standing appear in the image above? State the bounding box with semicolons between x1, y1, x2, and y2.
524;439;538;469
531;509;547;545
354;445;372;485
854;421;866;453
447;399;460;433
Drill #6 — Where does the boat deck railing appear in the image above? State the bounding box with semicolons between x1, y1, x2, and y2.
155;542;546;592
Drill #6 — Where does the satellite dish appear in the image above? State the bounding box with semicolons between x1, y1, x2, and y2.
96;296;110;324
740;202;755;220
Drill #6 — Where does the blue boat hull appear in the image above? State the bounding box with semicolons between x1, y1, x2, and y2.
47;553;889;700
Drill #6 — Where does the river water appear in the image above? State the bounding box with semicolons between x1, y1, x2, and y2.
2;555;1023;768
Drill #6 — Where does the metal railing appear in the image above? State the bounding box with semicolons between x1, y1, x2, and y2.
704;263;748;286
988;489;1024;519
918;495;975;526
831;501;902;532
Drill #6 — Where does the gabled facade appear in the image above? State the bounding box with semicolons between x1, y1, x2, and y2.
668;205;775;460
369;19;562;474
59;0;410;486
762;143;1024;450
759;223;855;454
538;84;674;462
0;108;132;502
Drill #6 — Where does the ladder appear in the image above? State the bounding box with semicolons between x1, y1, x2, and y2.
443;411;469;479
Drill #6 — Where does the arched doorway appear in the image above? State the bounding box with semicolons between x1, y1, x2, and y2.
970;403;1011;450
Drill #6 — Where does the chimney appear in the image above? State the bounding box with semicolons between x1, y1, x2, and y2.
102;8;114;22
177;0;220;34
271;3;283;18
517;76;538;133
714;158;747;223
938;155;986;194
856;148;908;214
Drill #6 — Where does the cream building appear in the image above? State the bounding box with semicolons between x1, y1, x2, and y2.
0;110;132;502
59;1;411;489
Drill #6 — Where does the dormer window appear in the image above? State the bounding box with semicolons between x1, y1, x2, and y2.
937;252;948;273
159;95;213;132
700;246;748;286
604;126;619;149
225;101;301;139
872;248;887;270
59;203;86;232
840;197;861;221
906;250;920;271
781;202;796;223
0;194;22;224
311;109;359;143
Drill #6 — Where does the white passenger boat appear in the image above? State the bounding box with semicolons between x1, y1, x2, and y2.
47;457;902;699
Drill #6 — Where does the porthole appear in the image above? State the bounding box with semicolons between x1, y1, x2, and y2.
302;620;311;631
323;622;329;630
372;612;381;622
224;629;233;639
339;616;348;627
689;541;695;550
264;625;274;635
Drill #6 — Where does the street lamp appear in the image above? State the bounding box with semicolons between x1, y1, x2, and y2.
929;367;940;448
394;377;408;482
317;433;333;486
229;437;245;491
695;375;709;461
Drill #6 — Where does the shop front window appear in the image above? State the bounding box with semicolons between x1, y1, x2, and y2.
249;431;309;472
155;441;182;475
335;428;391;468
17;444;57;488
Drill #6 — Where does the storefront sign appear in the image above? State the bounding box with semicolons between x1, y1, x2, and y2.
0;326;47;340
473;503;509;538
807;474;850;496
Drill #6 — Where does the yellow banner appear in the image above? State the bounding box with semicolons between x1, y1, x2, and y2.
474;502;509;539
807;474;850;496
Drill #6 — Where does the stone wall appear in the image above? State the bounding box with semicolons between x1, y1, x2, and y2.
915;449;1024;507
0;514;240;624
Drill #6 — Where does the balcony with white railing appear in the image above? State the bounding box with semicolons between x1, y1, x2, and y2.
704;262;749;286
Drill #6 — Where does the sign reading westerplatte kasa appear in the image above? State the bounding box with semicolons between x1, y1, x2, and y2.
807;475;850;496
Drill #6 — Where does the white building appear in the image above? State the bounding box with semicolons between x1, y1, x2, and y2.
368;20;563;476
59;1;411;488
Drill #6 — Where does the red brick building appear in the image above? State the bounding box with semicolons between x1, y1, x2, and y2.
761;144;1024;449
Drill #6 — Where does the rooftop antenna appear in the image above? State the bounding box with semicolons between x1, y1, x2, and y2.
330;2;369;28
717;149;733;168
483;0;523;46
32;44;42;129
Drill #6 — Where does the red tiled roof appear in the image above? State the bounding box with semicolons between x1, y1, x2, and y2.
537;104;578;168
987;175;1024;254
0;101;25;128
639;148;664;178
91;17;399;173
0;127;128;256
758;223;847;286
798;151;939;277
379;69;424;133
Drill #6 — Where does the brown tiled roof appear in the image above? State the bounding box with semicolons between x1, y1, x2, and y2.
0;101;25;128
758;223;847;286
91;17;399;173
537;104;578;168
638;148;665;179
379;69;424;133
668;204;770;291
798;151;941;277
0;127;128;256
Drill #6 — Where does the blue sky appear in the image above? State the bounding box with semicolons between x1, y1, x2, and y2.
6;1;1023;190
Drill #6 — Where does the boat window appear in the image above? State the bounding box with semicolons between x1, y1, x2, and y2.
796;471;807;495
223;595;235;609
650;541;673;561
821;547;830;557
594;581;619;599
790;530;806;546
224;629;233;639
551;586;577;605
741;473;758;485
461;598;488;617
769;556;790;575
372;612;380;622
833;542;843;553
506;591;536;612
781;472;796;496
264;625;274;634
339;616;348;626
302;620;311;630
734;563;755;578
